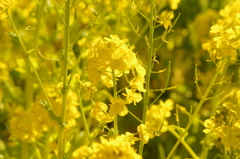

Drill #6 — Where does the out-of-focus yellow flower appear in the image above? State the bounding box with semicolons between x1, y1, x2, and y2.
123;88;142;105
9;107;42;142
202;0;240;62
92;136;142;159
90;101;114;123
0;0;10;12
137;124;152;144
109;96;128;116
221;124;240;152
156;10;174;29
146;99;174;135
35;85;80;133
86;35;139;87
168;0;181;10
129;65;146;92
121;132;140;145
81;81;97;101
72;145;93;159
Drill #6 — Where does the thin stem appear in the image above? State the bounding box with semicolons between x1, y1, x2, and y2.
148;61;171;108
166;57;228;159
58;0;71;159
128;110;142;123
77;90;91;144
21;141;28;159
6;10;54;111
34;0;47;56
112;69;118;137
168;128;199;159
138;0;154;155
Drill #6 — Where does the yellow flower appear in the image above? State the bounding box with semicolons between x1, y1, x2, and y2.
121;132;140;145
81;81;97;101
129;65;146;92
156;10;174;29
86;35;139;88
72;145;93;159
9;106;42;142
0;0;10;12
123;88;142;105
146;99;174;135
168;0;181;10
221;124;240;152
109;96;128;116
137;124;152;144
92;136;142;159
90;101;114;123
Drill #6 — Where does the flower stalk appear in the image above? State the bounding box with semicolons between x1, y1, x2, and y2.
166;57;228;159
57;0;71;158
138;0;154;155
112;69;119;138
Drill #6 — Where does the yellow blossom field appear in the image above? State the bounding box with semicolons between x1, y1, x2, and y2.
1;0;240;159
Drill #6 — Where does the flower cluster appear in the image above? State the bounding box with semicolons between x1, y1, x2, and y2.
137;99;174;144
86;35;146;122
86;34;142;88
72;136;142;159
0;0;10;12
9;84;80;143
202;0;240;62
203;90;240;155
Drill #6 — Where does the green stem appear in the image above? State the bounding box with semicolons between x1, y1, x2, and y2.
112;69;118;137
77;90;91;144
43;130;51;159
166;58;228;159
6;10;54;111
58;1;71;158
168;128;199;159
138;0;154;155
34;0;47;56
21;141;28;159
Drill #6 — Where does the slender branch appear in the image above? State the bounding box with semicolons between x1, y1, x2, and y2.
58;0;71;158
138;0;154;155
5;10;54;111
168;128;200;159
166;57;228;159
112;69;118;138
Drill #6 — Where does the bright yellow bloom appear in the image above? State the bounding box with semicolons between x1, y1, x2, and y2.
0;0;10;12
86;35;139;87
90;101;114;123
109;96;128;116
121;132;140;145
156;10;174;29
92;136;142;159
168;0;181;10
72;145;93;159
146;99;174;135
81;81;97;101
202;0;240;62
122;88;142;105
9;107;42;142
137;124;152;144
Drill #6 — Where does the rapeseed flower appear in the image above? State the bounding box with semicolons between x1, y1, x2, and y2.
90;101;114;123
146;99;174;135
137;124;152;144
0;0;10;12
202;0;240;62
92;136;142;159
109;96;128;117
86;35;139;88
122;88;142;105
